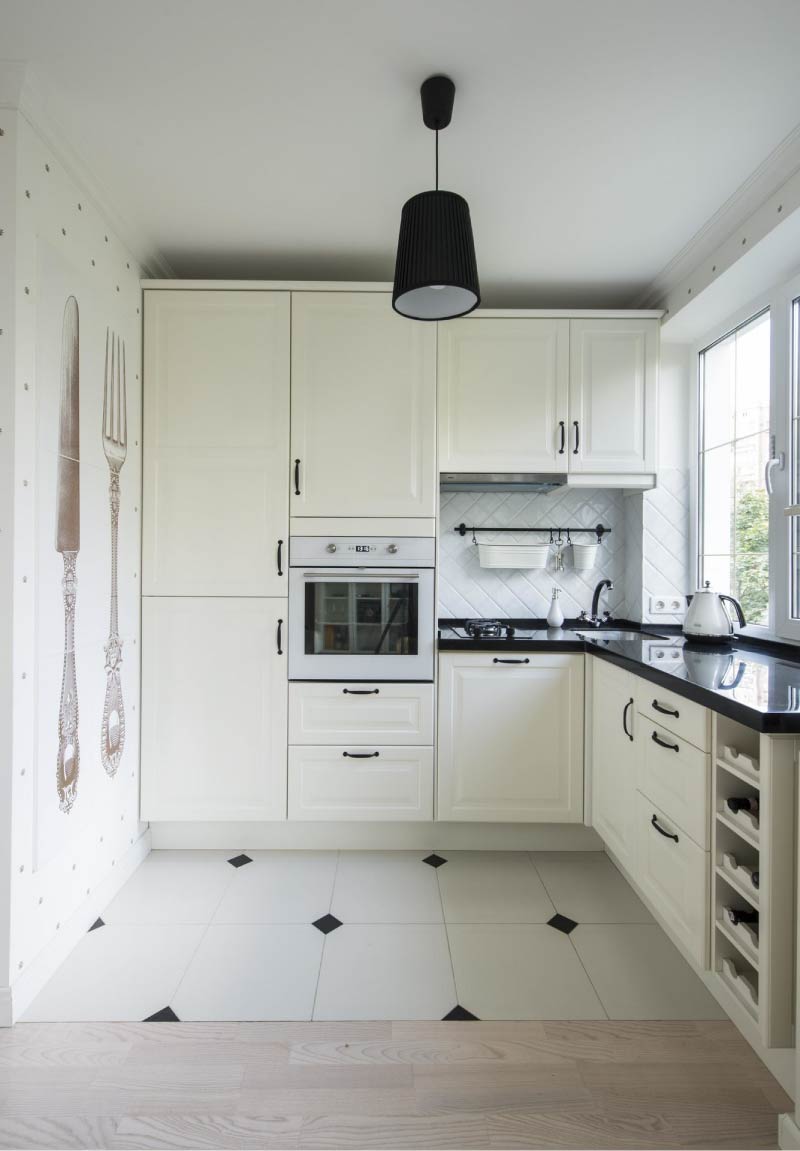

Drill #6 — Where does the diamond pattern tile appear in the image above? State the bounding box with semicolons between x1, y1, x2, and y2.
548;913;578;935
143;1005;180;1022
312;913;343;935
227;854;252;869
88;917;105;932
442;1004;480;1020
423;853;448;869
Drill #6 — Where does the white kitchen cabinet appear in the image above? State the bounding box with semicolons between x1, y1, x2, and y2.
288;746;433;821
437;652;584;822
590;657;638;872
143;290;290;596
568;318;658;474
141;597;288;821
289;682;434;746
290;292;437;517
438;318;569;473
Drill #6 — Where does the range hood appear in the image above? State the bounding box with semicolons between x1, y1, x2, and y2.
440;472;567;493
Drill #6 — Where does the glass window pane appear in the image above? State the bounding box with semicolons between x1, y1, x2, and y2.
703;554;733;596
735;313;770;439
735;554;769;626
701;443;733;558
702;334;735;449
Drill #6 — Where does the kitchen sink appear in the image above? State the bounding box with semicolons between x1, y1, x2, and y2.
576;629;668;642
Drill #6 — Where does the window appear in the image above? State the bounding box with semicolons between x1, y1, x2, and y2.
698;310;771;627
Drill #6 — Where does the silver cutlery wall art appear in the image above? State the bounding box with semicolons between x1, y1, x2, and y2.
101;329;127;776
55;296;81;814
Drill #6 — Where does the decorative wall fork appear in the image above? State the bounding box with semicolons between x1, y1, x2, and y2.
101;329;127;776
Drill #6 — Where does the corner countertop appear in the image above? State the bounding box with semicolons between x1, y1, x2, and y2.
438;619;800;733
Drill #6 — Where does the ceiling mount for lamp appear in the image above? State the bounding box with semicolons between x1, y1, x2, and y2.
392;74;480;321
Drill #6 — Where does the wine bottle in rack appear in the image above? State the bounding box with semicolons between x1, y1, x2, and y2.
726;796;759;817
722;851;759;889
724;906;759;928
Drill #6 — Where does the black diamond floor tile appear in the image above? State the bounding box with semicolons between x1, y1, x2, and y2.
228;853;253;868
143;1006;180;1022
423;853;448;868
442;1004;480;1021
312;913;343;935
88;917;105;932
548;913;578;935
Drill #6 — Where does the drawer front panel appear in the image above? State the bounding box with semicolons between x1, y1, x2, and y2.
638;682;709;751
635;792;709;967
289;683;434;745
288;746;433;821
638;721;710;848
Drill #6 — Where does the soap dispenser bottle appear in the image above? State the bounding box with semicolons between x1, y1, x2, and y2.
547;587;564;629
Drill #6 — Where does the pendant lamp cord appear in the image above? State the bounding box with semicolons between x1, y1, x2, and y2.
435;129;439;191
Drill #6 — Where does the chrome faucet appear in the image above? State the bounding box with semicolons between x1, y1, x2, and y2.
591;579;614;626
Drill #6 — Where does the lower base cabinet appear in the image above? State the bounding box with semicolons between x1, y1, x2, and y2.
437;652;584;822
288;746;434;820
591;658;638;871
141;597;288;821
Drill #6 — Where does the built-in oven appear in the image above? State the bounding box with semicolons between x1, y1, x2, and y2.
289;536;435;681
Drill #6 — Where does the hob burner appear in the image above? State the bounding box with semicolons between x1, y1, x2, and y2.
464;619;513;639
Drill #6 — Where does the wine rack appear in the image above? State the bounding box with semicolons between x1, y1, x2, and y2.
711;714;795;1048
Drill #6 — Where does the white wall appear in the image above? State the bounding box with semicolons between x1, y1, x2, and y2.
3;106;148;1021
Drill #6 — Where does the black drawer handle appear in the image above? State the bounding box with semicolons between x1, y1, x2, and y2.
573;420;580;455
558;420;566;454
276;618;283;655
343;751;380;758
294;458;301;496
651;731;679;752
652;700;679;718
622;697;634;741
277;539;284;576
493;658;530;664
343;688;380;695
651;813;679;842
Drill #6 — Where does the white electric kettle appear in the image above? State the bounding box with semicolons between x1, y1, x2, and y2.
683;581;746;642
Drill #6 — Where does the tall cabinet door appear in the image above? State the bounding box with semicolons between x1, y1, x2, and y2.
569;318;658;474
143;290;290;595
590;656;637;871
141;597;288;821
438;318;569;473
437;653;584;822
290;293;437;517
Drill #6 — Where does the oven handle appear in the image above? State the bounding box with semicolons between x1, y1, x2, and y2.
301;571;421;580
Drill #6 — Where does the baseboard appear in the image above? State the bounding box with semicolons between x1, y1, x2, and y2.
7;830;151;1024
779;1113;800;1149
150;821;605;852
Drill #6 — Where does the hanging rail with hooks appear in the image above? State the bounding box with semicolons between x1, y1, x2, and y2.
454;522;611;544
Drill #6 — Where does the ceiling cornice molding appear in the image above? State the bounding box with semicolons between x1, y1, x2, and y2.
634;118;800;312
1;63;175;278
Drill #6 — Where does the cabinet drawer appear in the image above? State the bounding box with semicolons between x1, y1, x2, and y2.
635;792;709;967
289;683;434;745
637;682;709;751
638;721;710;848
288;746;433;821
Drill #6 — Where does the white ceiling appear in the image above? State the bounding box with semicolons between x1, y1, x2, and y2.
4;0;800;305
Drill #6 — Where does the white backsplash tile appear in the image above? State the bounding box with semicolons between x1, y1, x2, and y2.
641;467;690;623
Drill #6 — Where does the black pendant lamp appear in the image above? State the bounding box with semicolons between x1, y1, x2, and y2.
392;75;480;320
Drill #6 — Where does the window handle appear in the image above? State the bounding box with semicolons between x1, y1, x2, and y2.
765;434;785;496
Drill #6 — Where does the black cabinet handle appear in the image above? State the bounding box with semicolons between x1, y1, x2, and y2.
573;420;580;455
558;420;566;454
622;697;634;741
652;699;679;718
343;751;380;758
277;539;284;576
343;688;380;695
493;658;530;664
651;813;679;842
276;618;283;655
294;459;301;496
651;731;679;752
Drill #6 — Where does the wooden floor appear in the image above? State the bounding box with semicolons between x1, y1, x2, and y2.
0;1019;791;1150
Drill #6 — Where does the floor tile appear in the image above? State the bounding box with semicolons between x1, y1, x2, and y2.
331;852;443;923
447;924;606;1020
172;924;324;1021
438;851;555;923
532;855;653;923
102;850;234;925
571;924;727;1019
314;925;456;1020
22;925;204;1022
213;851;338;924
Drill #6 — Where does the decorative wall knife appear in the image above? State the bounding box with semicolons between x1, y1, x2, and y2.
100;329;127;776
55;296;80;813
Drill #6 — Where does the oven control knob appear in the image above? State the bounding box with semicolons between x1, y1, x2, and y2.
326;543;337;553
387;544;398;554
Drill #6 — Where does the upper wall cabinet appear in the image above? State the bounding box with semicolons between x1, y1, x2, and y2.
569;318;658;474
438;318;569;473
291;293;437;517
143;290;290;596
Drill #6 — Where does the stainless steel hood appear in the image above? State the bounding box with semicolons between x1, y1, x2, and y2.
440;472;567;493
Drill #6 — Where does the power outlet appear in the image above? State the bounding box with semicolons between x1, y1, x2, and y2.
649;594;685;616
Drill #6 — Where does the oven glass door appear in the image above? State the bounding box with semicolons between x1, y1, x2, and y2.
289;569;434;681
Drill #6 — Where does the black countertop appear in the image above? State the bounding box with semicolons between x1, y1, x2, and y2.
438;619;800;733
